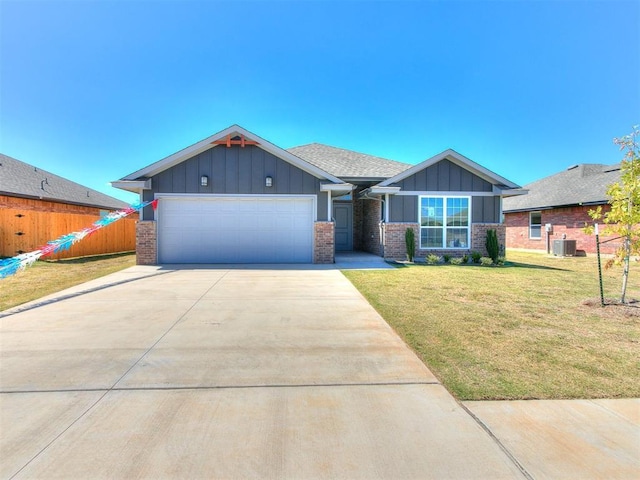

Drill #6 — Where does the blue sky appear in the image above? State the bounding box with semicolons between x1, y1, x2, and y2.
1;0;638;203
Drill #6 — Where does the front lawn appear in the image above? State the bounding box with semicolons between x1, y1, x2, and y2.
343;251;640;400
0;253;136;312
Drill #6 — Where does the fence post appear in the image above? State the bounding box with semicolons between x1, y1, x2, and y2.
595;223;605;307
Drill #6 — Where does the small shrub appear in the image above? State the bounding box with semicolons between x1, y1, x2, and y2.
480;257;494;266
471;251;482;263
426;254;442;265
450;257;464;265
486;229;500;263
443;254;452;263
405;228;415;262
496;256;506;266
461;254;469;264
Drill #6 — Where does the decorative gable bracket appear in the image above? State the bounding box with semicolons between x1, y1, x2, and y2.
211;134;260;148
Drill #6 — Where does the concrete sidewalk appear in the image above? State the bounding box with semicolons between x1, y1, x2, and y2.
1;265;638;479
464;398;639;479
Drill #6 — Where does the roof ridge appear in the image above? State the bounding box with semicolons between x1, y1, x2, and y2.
0;153;129;209
289;142;411;166
503;162;621;212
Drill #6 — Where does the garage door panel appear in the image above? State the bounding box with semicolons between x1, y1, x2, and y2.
158;197;314;263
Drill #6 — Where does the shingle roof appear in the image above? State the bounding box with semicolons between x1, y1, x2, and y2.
0;153;129;210
502;163;621;212
287;143;411;179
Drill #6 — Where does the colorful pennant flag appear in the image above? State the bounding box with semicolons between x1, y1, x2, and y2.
0;199;158;279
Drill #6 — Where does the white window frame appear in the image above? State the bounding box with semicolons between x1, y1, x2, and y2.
529;211;542;239
419;195;471;249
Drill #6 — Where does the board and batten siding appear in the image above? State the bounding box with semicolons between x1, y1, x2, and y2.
388;159;501;223
139;145;327;221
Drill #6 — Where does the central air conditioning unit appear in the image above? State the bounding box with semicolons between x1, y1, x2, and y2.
553;239;577;256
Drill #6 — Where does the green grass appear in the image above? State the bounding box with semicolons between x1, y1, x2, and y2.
0;253;136;312
343;251;640;400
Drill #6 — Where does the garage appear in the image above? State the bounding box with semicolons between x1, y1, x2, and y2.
157;196;315;264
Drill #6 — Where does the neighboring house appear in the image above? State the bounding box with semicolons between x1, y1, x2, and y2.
112;125;520;265
0;153;137;259
503;163;621;255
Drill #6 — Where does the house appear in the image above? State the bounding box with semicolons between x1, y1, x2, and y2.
503;163;621;255
0;153;137;259
112;125;520;265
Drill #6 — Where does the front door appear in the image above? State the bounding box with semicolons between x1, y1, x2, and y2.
334;203;353;251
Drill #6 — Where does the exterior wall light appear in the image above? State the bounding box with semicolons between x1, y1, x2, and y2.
200;175;209;187
265;176;273;187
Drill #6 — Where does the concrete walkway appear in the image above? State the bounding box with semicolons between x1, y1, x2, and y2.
1;265;638;479
334;251;395;270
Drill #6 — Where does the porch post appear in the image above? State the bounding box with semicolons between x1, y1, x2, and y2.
384;194;390;222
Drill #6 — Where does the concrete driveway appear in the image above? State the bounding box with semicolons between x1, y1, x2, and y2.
1;265;528;479
2;265;638;479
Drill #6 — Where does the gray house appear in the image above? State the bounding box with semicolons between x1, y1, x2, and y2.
113;125;519;264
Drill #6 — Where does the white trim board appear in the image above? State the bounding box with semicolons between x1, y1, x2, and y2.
396;191;498;197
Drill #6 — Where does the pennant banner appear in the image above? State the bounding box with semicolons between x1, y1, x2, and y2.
0;199;158;280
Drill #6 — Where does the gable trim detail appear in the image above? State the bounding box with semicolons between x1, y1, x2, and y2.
121;125;345;184
378;149;519;189
395;190;499;197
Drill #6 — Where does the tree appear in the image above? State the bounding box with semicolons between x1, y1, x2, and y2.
587;126;640;303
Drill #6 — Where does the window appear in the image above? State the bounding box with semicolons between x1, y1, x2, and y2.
529;211;542;239
419;196;470;249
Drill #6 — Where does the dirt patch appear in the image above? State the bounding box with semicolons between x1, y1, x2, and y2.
582;298;640;317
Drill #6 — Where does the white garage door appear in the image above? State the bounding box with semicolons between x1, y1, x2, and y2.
158;196;314;263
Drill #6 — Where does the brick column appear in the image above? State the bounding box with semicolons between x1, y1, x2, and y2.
382;222;419;260
136;221;157;265
362;200;382;255
471;223;506;256
314;221;334;264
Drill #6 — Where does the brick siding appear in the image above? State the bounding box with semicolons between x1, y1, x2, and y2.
382;222;506;260
136;221;157;265
504;206;619;255
471;223;506;257
362;199;382;255
314;221;335;264
382;223;418;260
352;188;364;251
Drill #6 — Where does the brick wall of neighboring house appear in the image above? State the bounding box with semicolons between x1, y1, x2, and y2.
504;205;619;255
0;195;109;214
471;223;506;257
362;199;382;255
314;221;335;264
136;221;157;265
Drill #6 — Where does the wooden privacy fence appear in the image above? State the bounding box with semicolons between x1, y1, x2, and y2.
0;207;137;260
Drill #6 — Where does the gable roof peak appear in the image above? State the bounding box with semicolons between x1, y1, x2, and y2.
378;148;519;189
117;124;345;186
